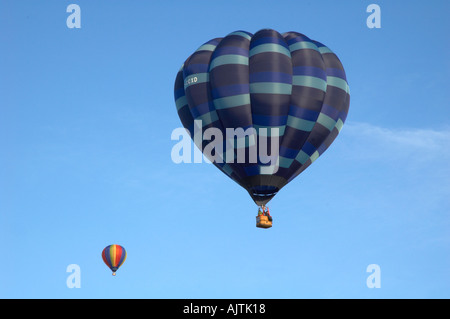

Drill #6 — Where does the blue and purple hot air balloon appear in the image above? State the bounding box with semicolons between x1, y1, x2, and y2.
174;29;350;216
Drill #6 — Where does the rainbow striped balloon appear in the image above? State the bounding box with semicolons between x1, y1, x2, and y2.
102;244;127;276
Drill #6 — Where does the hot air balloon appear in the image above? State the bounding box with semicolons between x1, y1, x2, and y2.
174;29;350;228
102;244;127;276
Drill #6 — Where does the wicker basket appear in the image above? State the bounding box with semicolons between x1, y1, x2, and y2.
256;215;272;228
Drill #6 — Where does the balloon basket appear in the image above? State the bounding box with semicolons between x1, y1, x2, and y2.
256;215;272;229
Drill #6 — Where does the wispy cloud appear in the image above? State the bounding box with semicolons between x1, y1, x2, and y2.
338;121;450;163
336;122;450;222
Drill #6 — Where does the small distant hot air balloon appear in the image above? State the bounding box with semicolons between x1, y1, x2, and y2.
102;244;127;276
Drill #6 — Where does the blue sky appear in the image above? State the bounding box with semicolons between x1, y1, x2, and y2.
0;0;449;298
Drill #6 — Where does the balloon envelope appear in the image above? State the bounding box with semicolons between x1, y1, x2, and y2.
102;244;127;274
174;29;350;205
